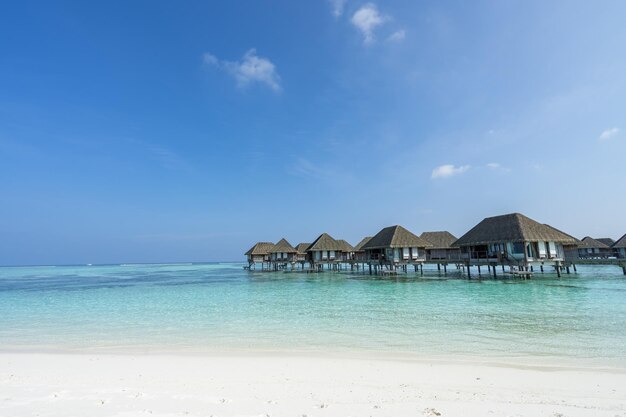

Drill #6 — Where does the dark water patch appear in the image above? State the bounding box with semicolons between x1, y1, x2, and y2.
545;284;588;290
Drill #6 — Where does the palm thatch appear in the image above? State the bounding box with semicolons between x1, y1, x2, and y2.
307;233;343;252
578;236;610;249
245;242;275;256
420;231;459;249
295;243;311;255
337;239;355;252
454;213;578;246
362;225;432;249
611;234;626;249
270;238;297;253
596;238;616;247
543;224;581;247
354;236;372;252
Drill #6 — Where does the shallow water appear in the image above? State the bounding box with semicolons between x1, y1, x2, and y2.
1;263;625;367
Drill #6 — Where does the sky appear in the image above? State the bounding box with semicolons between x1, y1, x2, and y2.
1;1;625;265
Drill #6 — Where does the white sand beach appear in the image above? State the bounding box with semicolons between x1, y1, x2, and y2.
1;353;624;417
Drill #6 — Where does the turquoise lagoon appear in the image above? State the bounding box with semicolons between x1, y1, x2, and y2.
1;263;625;367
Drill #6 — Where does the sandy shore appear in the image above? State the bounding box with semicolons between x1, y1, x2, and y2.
0;353;625;417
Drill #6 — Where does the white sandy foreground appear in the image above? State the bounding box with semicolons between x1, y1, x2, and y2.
1;353;625;417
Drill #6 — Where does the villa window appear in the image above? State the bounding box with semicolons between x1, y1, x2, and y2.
512;242;525;254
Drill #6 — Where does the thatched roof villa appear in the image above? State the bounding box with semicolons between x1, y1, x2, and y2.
362;225;432;264
577;237;612;259
454;213;578;265
420;231;460;261
336;239;355;261
353;236;372;261
245;242;275;268
613;234;626;259
269;238;297;262
294;243;311;262
307;233;344;263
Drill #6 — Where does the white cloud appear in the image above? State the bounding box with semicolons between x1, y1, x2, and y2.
598;127;620;141
486;162;501;169
388;29;405;42
202;52;218;66
329;0;347;17
351;3;387;44
431;164;471;179
203;49;281;92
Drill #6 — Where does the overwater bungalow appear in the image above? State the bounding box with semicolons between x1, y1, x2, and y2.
353;236;372;261
307;233;345;270
613;234;626;259
337;239;356;261
454;213;578;274
294;243;311;264
269;238;297;268
578;237;613;259
361;225;432;272
420;231;461;262
245;241;275;270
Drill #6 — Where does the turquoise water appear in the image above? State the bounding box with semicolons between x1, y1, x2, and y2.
1;263;625;367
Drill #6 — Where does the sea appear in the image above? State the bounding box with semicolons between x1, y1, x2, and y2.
1;262;625;368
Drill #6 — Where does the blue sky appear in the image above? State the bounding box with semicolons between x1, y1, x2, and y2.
1;1;625;265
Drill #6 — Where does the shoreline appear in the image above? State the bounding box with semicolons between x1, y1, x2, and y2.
1;347;625;374
2;352;625;417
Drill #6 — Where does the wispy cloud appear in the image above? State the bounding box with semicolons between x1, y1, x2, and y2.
126;138;192;172
329;0;347;17
203;49;281;92
598;127;620;141
351;3;387;44
431;164;470;179
288;157;334;180
387;29;405;42
485;162;511;173
149;145;192;172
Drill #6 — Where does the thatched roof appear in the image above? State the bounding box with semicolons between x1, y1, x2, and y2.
245;242;275;256
613;234;626;249
362;225;432;249
543;224;581;247
307;233;343;252
454;213;578;246
578;236;610;249
337;239;355;252
270;238;297;253
420;231;459;249
596;238;616;247
354;236;372;252
295;243;311;255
